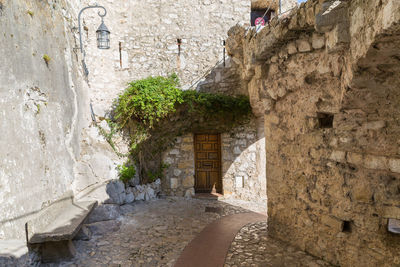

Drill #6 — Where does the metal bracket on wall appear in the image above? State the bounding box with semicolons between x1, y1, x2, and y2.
388;218;400;234
90;103;97;124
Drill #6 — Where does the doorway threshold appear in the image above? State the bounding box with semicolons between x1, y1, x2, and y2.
193;193;224;200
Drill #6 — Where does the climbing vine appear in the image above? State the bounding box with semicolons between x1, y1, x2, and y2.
114;73;183;129
110;74;252;183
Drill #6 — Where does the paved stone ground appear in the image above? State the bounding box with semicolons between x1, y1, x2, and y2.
37;197;332;267
60;197;266;267
224;222;332;267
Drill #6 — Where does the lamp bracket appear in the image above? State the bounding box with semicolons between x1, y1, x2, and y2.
77;4;107;76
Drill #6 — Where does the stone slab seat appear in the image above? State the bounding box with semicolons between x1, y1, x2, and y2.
25;191;97;263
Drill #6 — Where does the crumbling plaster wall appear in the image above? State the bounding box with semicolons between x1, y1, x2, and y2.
0;0;83;239
226;0;400;266
0;0;122;239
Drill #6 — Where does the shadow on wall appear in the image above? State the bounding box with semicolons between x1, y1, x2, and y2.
162;116;267;204
220;118;267;202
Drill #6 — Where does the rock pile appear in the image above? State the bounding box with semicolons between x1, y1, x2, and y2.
105;179;161;205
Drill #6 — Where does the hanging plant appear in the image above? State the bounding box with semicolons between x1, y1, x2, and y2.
111;74;252;183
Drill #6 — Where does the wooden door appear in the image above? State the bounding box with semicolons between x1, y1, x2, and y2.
194;134;222;193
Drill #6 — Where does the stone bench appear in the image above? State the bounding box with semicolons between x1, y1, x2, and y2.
25;192;97;263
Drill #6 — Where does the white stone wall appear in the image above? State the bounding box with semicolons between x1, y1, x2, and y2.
0;0;122;239
0;0;82;239
0;0;254;239
79;0;251;116
280;0;297;14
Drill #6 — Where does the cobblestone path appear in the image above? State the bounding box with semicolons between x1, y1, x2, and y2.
66;197;265;267
58;197;331;267
224;222;332;267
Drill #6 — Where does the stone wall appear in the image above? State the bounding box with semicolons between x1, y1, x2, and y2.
196;58;247;96
0;0;81;239
251;0;297;14
221;118;266;202
78;0;251;117
226;0;400;266
162;118;267;204
0;0;122;239
162;134;196;197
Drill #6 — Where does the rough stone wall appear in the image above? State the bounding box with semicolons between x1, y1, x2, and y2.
162;119;267;203
226;0;400;266
162;134;195;197
78;0;251;117
0;0;255;239
0;0;81;239
0;0;123;239
196;58;247;96
251;0;297;14
221;118;266;202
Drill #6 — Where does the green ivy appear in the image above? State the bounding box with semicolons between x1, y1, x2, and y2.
117;163;136;183
114;74;183;129
96;120;129;158
111;74;252;183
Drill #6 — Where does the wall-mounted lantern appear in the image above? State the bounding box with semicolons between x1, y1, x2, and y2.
96;20;110;49
77;4;110;76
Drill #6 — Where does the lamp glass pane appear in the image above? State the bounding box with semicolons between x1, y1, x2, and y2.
97;30;110;49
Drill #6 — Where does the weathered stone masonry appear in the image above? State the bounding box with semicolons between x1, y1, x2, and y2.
162;118;267;203
227;0;400;266
0;0;253;239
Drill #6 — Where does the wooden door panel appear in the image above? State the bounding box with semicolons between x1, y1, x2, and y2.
196;135;206;141
194;134;222;193
202;143;213;150
196;171;208;189
208;152;218;160
202;161;213;169
208;135;218;141
197;152;207;159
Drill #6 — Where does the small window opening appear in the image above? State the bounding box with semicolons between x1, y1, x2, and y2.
317;113;334;128
251;8;274;26
342;220;352;233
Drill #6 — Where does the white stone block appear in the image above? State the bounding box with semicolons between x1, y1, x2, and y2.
362;121;386;130
389;158;400;173
287;42;297;54
173;169;182;177
235;176;244;188
164;157;174;164
169;149;180;155
329;150;346;163
364;155;388;170
170;178;178;189
296;40;311;52
312;34;325;49
234;146;241;155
